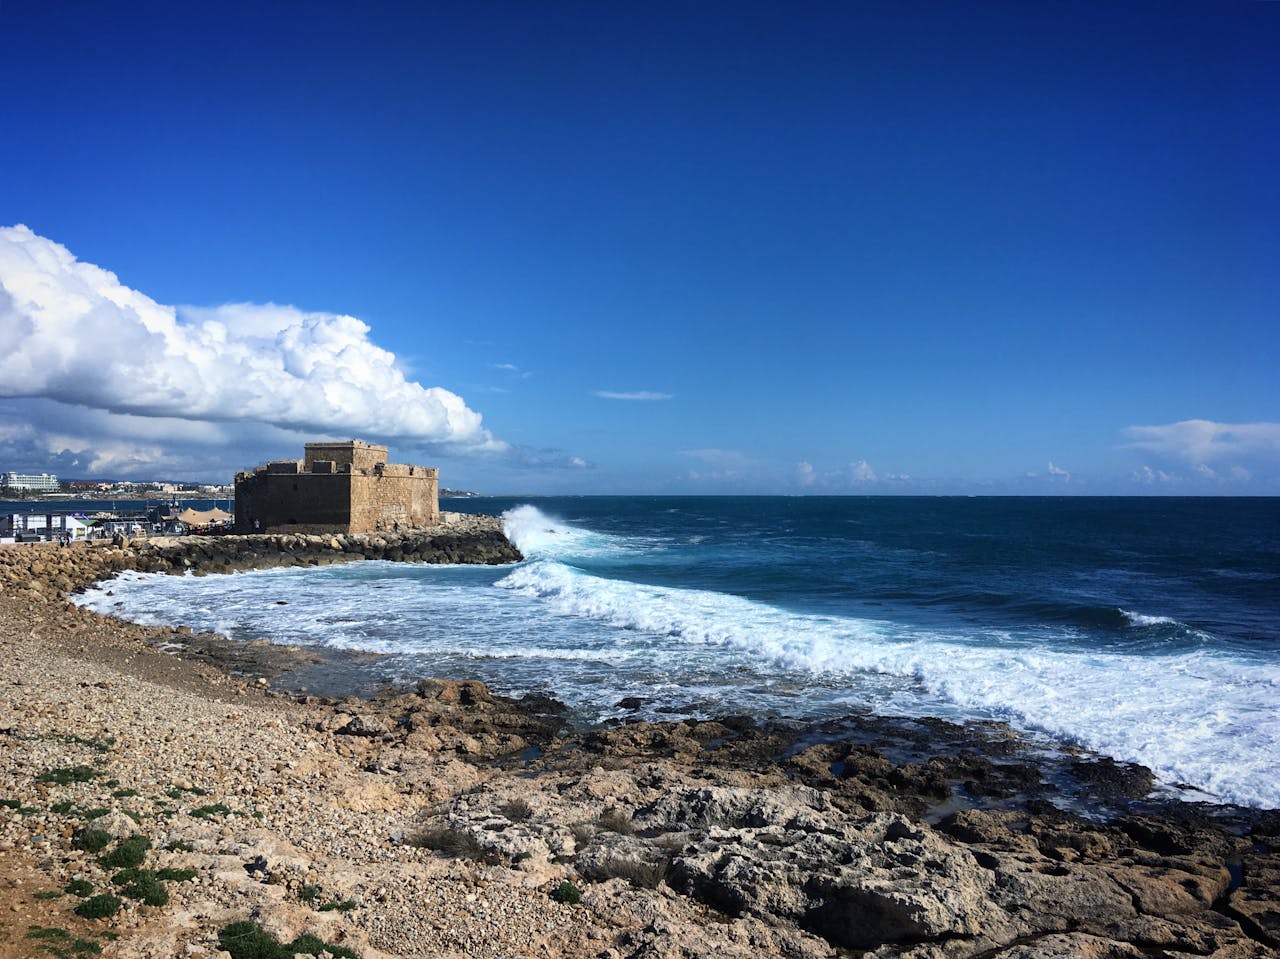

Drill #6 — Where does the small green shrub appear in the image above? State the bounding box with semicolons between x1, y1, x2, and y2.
80;808;109;821
51;800;76;815
53;733;115;753
286;934;356;958
64;879;94;897
74;895;122;920
28;926;103;955
164;840;194;852
317;899;356;913
189;803;232;819
110;789;139;799
33;890;64;900
552;880;581;904
298;884;321;903
155;867;197;882
0;797;33;812
72;829;112;854
218;922;283;959
167;785;209;799
98;834;150;869
121;871;168;907
217;921;359;959
37;766;98;785
26;926;71;940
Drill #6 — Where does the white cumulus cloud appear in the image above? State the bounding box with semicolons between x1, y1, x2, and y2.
849;459;877;483
0;224;504;453
1123;419;1280;462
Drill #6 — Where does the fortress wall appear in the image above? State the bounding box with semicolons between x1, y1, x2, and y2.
235;469;354;533
235;442;439;534
349;466;438;532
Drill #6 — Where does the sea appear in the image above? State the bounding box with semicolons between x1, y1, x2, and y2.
74;496;1280;810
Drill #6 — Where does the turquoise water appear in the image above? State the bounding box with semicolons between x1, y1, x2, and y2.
78;496;1280;808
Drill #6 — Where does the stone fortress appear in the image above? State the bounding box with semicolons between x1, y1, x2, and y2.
234;440;439;534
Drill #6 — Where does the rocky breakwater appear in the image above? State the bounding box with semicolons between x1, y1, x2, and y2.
0;511;521;601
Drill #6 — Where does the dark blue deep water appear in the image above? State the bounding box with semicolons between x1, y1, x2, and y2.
80;496;1280;807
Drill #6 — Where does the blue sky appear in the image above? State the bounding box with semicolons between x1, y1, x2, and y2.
1;1;1277;493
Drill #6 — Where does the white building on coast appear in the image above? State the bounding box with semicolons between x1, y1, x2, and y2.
2;471;59;491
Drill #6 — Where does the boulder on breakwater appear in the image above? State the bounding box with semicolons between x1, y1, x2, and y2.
0;511;522;600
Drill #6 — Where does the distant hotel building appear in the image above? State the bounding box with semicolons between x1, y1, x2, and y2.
2;471;59;491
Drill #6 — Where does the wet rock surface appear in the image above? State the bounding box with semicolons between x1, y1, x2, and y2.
1;538;1278;959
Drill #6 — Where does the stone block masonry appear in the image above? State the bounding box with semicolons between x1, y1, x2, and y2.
235;440;439;534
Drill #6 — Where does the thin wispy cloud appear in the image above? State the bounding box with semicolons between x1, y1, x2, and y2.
593;390;674;401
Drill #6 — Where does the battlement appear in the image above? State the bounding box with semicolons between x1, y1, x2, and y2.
304;440;387;472
235;440;439;534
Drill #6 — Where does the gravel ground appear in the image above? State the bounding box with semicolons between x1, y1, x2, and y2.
0;581;606;959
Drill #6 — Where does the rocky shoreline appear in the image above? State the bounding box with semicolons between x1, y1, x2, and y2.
1;526;1278;959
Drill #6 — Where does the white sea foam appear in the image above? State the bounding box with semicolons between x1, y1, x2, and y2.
1120;609;1181;628
491;522;1280;808
76;506;1280;809
502;504;656;560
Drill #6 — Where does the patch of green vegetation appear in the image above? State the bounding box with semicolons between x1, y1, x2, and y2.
155;867;197;882
72;829;112;854
298;884;321;903
286;934;357;958
552;880;581;904
109;867;141;885
317;899;356;913
26;927;71;941
73;895;121;920
217;921;359;959
80;808;109;820
33;891;64;900
0;797;36;815
189;803;232;819
163;840;194;852
252;810;265;820
110;788;138;799
120;871;167;907
55;733;116;754
64;879;94;897
49;939;101;959
165;785;209;799
98;833;150;869
97;933;118;942
36;766;99;786
51;800;76;815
